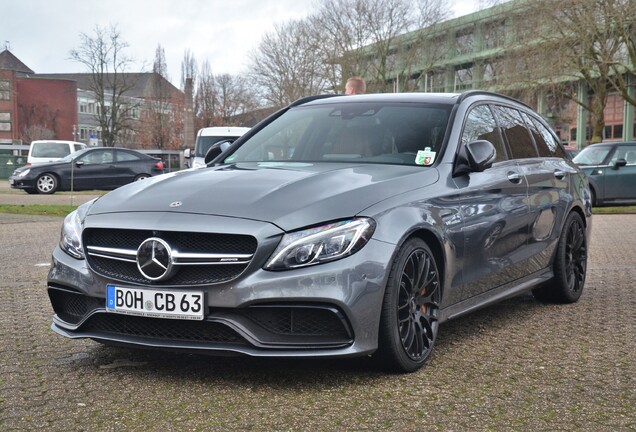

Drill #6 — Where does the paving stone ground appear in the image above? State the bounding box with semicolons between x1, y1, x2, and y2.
0;190;634;430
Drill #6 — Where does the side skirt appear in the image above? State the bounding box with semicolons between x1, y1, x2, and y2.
439;269;553;323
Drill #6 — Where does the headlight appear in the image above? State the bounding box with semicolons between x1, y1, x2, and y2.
59;198;97;259
17;169;30;178
265;218;375;270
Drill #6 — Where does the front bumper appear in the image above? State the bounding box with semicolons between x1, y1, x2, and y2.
8;176;36;190
47;213;394;358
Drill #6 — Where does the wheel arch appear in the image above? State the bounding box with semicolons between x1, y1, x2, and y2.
394;227;447;302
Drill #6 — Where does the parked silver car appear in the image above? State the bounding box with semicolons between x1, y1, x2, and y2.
47;91;592;372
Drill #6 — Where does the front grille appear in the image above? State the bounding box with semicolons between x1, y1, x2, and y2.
82;314;247;344
84;228;257;286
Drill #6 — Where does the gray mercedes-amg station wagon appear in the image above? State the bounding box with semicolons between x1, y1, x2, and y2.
48;91;592;372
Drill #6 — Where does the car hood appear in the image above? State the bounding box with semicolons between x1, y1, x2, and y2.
87;162;439;231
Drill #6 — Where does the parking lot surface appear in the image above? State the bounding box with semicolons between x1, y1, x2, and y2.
0;197;634;430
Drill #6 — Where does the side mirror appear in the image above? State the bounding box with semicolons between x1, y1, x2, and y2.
454;140;496;176
614;158;627;169
204;139;234;165
184;148;191;159
75;160;85;167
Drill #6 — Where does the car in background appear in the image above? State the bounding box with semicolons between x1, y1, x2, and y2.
572;141;636;206
564;145;579;159
47;91;591;373
9;147;164;194
185;126;250;168
27;140;86;165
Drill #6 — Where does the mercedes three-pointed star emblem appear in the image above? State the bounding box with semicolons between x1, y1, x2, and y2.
136;237;175;281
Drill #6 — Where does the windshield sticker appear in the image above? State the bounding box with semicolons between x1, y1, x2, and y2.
415;147;436;166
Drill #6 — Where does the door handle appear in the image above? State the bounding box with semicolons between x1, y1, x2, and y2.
507;172;522;184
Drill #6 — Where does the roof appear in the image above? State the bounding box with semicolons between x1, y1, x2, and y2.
33;72;181;98
0;49;34;75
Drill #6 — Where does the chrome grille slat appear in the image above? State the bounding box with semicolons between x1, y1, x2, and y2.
84;228;257;285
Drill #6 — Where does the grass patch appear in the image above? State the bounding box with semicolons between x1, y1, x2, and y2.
592;206;636;214
0;204;76;217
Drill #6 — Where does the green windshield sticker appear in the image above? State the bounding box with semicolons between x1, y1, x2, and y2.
415;147;436;166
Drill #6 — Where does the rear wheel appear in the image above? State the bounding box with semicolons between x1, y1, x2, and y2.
377;238;441;373
35;174;58;194
533;212;587;303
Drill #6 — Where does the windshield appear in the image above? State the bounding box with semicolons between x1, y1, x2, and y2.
224;102;451;166
572;145;612;166
195;136;240;158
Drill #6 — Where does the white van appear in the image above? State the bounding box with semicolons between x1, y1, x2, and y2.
27;140;86;165
186;127;250;168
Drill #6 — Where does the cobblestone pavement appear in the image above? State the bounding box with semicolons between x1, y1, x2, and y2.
0;210;634;431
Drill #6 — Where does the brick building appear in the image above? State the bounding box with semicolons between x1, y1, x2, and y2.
0;49;78;144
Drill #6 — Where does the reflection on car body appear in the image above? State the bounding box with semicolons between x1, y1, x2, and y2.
47;91;592;373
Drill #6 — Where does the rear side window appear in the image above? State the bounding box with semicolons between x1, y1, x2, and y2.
530;117;565;158
520;112;551;157
492;105;538;159
461;105;507;162
31;142;70;158
73;144;84;152
117;151;141;162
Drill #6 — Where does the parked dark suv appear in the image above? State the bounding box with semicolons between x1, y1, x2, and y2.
47;91;592;372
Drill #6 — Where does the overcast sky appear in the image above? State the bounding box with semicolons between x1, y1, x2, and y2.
2;0;478;88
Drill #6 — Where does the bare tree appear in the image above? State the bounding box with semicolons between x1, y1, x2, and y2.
70;25;139;147
214;74;259;123
18;104;59;142
313;0;451;93
20;125;55;144
603;0;636;107
250;19;331;107
180;49;197;91
514;0;631;143
147;45;173;149
194;60;217;129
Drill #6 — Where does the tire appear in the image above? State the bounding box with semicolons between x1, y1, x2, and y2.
134;174;150;182
376;238;441;373
35;174;58;194
533;212;587;303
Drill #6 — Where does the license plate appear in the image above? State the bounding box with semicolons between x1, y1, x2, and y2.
106;285;204;320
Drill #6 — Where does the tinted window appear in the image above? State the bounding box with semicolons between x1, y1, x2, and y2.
225;102;452;166
73;144;84;152
493;106;538;159
80;150;114;165
530;117;565;158
117;151;141;162
461;104;507;162
520;112;551;157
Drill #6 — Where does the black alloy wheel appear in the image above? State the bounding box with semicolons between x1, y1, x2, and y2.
378;238;441;373
533;212;587;303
